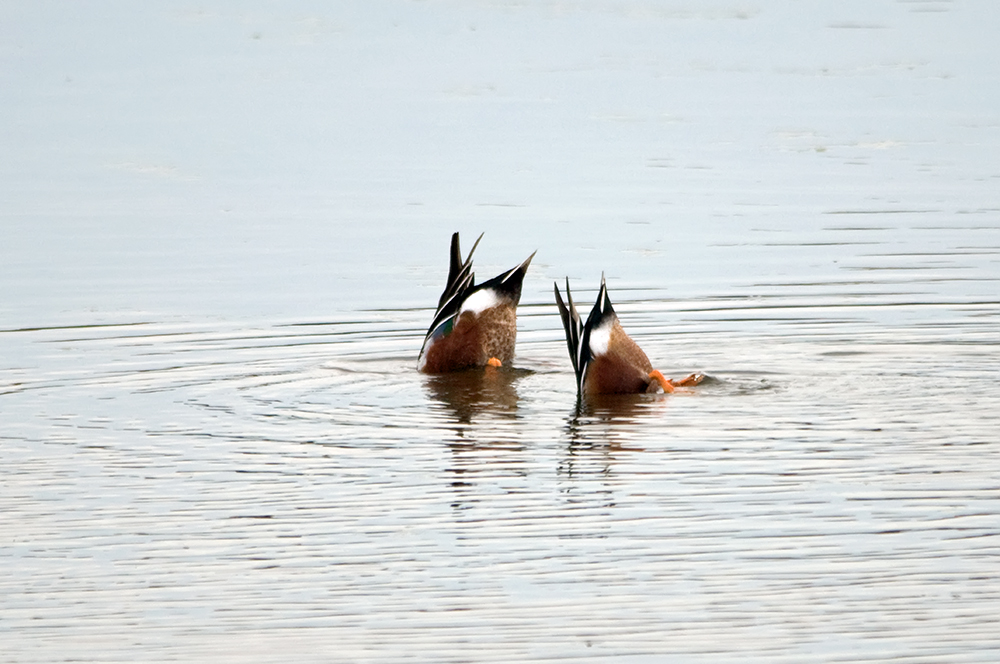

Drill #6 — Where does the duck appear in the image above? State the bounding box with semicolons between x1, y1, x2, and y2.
554;275;704;396
418;232;536;373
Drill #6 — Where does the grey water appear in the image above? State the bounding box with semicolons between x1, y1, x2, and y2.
3;2;999;662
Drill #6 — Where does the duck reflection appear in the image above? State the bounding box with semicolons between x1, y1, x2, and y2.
573;393;661;422
423;366;527;424
424;366;532;510
559;394;669;483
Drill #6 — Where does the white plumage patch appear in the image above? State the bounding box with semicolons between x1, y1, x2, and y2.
459;288;500;315
588;319;612;357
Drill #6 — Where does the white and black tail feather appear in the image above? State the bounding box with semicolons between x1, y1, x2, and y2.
554;278;582;374
475;249;536;305
423;232;482;345
555;274;617;395
585;273;617;334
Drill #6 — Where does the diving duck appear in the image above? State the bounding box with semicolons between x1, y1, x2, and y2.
554;275;704;396
418;232;535;373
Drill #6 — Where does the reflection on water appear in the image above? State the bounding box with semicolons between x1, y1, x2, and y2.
4;258;999;662
425;366;525;424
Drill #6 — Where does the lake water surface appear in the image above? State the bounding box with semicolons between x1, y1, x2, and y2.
3;2;999;662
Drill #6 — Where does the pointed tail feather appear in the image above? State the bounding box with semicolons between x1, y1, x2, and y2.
438;232;482;311
423;232;482;348
476;249;536;306
585;272;617;332
554;278;587;391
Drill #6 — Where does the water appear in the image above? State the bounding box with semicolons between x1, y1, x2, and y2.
3;2;999;662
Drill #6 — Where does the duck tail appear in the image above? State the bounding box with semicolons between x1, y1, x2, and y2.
436;232;481;311
422;232;482;347
476;249;536;306
585;272;617;330
554;278;586;385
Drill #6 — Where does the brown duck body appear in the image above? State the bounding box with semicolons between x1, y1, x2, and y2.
582;320;657;395
418;297;518;373
418;233;534;374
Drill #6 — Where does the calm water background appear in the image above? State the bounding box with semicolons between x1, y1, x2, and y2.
3;1;999;662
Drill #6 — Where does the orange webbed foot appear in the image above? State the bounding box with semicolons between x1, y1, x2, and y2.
487;357;502;368
673;372;705;387
649;370;705;393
